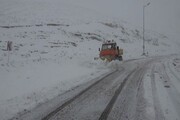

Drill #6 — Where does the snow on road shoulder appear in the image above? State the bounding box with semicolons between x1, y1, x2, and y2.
154;71;179;120
166;57;180;89
143;56;180;120
0;59;111;120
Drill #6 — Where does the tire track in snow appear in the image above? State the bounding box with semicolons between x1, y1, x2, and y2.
150;64;165;120
105;59;157;120
99;59;153;120
42;69;120;120
133;68;147;120
98;68;136;120
119;67;145;120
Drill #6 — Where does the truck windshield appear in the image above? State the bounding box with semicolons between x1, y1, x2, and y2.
102;44;115;50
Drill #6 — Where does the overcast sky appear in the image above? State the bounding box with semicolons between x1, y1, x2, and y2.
146;0;180;40
67;0;180;40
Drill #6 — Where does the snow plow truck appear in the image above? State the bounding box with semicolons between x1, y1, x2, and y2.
99;40;123;62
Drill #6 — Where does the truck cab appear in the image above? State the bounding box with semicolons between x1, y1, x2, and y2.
99;40;123;62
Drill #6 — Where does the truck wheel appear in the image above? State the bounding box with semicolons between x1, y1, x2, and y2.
118;56;123;61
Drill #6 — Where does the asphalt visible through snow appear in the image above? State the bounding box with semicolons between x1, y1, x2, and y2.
11;55;180;120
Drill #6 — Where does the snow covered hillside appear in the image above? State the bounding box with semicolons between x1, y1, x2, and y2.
0;0;180;119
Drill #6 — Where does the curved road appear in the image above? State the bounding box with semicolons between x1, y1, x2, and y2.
11;55;180;120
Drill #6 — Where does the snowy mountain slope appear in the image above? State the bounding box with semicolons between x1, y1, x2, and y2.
0;0;180;119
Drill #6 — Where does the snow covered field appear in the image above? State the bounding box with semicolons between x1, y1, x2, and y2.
0;0;180;119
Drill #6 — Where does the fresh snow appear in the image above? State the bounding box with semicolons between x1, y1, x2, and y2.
0;0;180;119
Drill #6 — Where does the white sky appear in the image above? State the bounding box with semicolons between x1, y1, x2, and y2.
67;0;180;41
146;0;180;39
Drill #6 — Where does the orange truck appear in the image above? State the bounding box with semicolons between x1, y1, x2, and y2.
99;40;123;62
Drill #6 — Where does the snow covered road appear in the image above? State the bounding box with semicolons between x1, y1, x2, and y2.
10;55;180;120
